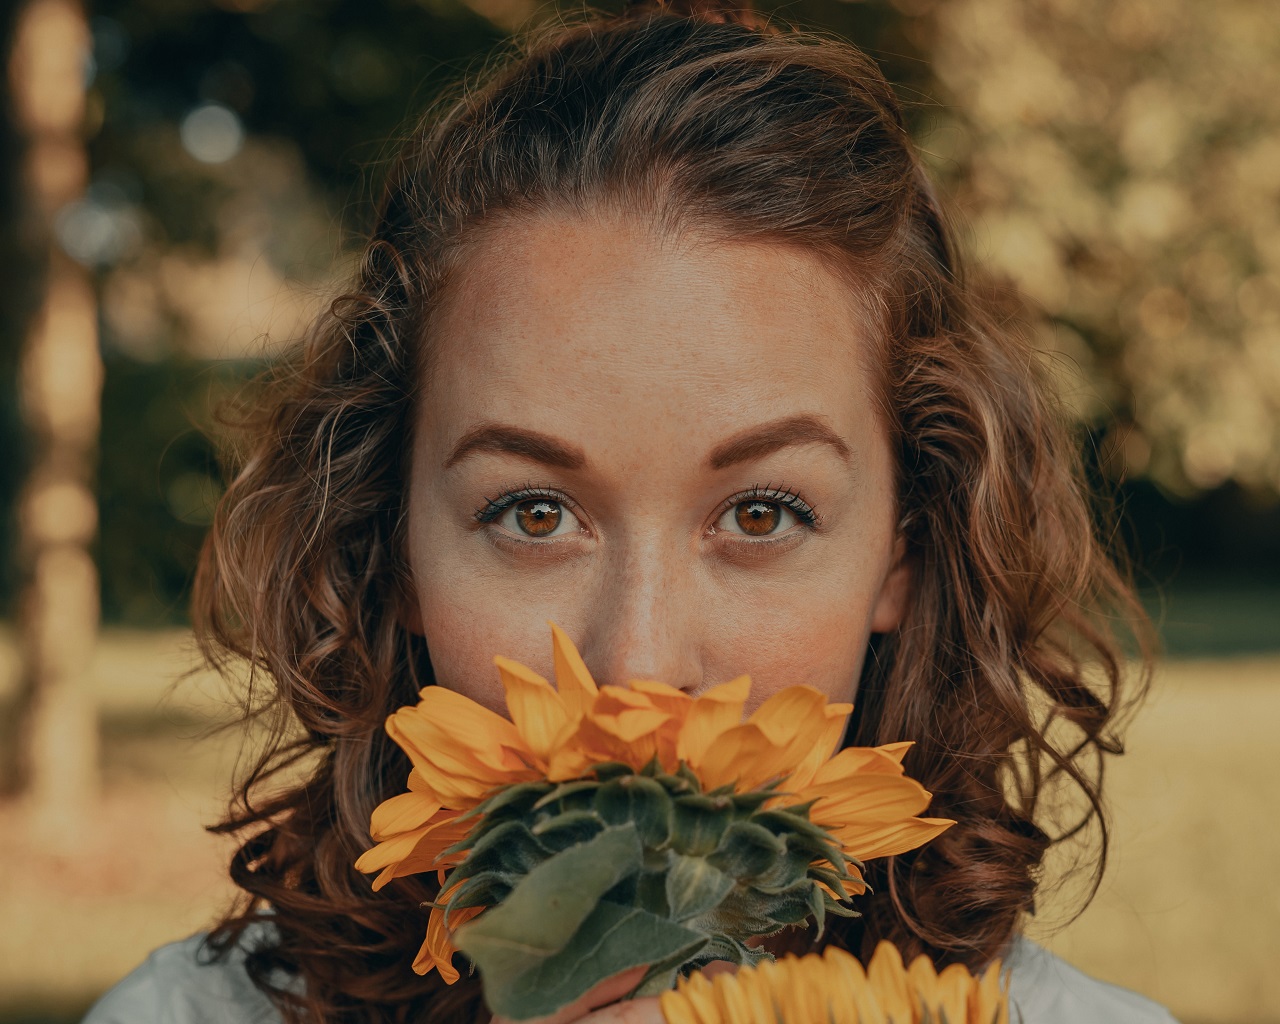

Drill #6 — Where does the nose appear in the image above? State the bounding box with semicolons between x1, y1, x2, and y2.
577;542;702;693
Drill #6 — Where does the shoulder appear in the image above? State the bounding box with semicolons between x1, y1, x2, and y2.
81;925;285;1024
1004;934;1180;1024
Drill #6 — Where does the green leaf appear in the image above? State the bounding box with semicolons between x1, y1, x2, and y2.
465;900;708;1020
452;825;644;981
665;853;735;922
635;868;671;917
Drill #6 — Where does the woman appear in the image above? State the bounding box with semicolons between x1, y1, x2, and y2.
84;0;1178;1020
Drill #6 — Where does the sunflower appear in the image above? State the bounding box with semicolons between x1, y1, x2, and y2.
355;624;953;989
659;941;1009;1024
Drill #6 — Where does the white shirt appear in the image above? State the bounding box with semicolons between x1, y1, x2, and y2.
82;925;1179;1023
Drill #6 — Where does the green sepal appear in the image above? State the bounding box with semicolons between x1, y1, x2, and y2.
463;782;554;824
728;788;782;817
589;761;638;782
707;820;787;879
807;865;854;899
671;763;701;793
441;869;518;913
665;853;735;922
808;879;827;938
532;779;600;811
680;932;771;973
443;820;549;885
531;809;605;850
752;807;834;847
751;847;816;892
595;775;673;847
672;794;733;856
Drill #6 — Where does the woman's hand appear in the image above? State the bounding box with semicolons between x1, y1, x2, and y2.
491;967;662;1024
490;961;737;1024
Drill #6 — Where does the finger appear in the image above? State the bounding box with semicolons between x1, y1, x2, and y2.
575;995;666;1024
492;966;650;1024
699;960;739;981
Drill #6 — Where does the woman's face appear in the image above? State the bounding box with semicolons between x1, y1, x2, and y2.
405;211;911;716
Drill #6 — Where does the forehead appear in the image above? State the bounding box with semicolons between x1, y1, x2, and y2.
421;212;881;443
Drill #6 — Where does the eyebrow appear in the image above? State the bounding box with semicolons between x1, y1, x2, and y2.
707;414;853;470
443;413;852;473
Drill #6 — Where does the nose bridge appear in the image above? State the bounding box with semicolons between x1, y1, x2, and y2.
584;532;701;691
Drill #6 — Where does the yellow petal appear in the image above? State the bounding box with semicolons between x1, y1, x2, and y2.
786;704;852;790
398;688;527;773
973;960;1010;1024
711;968;757;1024
550;621;599;719
413;903;483;981
806;773;934;822
495;654;570;763
935;963;975;1024
868;941;916;1023
628;678;693;718
823;947;881;1024
678;675;751;768
357;812;472;890
830;816;955;862
695;722;797;792
748;685;831;749
369;790;442;842
874;741;913;766
807;745;909;790
354;824;432;881
659;987;701;1024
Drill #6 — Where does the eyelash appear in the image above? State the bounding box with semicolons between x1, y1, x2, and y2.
472;483;820;531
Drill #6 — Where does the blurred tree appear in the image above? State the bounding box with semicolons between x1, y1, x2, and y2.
77;0;510;624
920;0;1280;500
4;0;101;826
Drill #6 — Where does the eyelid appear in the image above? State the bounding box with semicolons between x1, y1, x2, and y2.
473;483;820;546
473;485;582;524
711;484;821;531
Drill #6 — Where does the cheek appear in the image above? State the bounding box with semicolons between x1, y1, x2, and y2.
727;608;870;713
414;554;580;713
706;568;876;712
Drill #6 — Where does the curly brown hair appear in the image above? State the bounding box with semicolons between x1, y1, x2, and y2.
192;1;1157;1021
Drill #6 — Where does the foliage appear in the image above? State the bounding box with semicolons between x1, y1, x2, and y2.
922;0;1280;496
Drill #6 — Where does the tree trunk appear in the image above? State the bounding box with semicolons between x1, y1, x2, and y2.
6;0;101;838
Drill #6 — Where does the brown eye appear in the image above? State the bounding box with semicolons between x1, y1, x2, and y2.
734;500;781;536
514;499;562;537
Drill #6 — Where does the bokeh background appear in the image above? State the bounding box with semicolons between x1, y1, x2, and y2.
1;0;1277;1021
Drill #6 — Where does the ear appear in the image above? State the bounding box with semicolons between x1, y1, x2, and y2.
868;533;913;634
